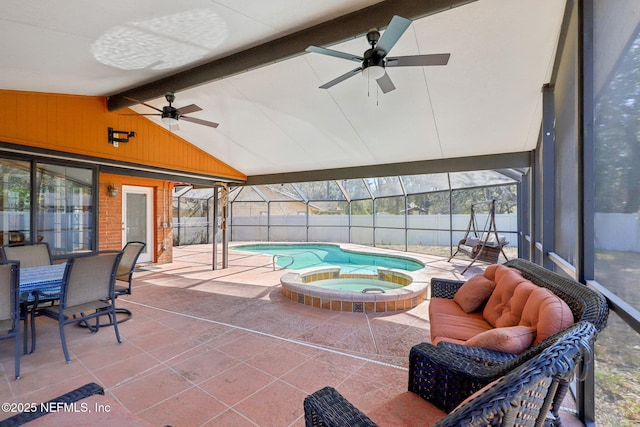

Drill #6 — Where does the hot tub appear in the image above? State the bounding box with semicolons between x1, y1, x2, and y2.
280;266;427;313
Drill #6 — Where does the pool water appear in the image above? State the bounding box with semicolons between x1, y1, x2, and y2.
310;278;403;291
234;243;424;272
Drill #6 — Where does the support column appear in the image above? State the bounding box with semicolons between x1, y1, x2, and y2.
212;186;218;270
541;83;556;270
221;183;229;269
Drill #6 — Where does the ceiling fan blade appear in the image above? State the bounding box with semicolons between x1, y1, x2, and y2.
176;104;202;115
376;73;396;94
123;96;163;113
120;113;161;117
376;15;412;55
319;67;363;89
180;116;219;128
305;45;363;62
386;53;450;67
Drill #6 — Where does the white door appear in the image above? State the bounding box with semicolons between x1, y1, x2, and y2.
122;185;153;263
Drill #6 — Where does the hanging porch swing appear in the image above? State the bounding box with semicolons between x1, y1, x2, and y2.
448;199;509;273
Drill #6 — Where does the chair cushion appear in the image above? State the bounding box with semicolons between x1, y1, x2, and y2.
464;236;480;246
464;325;536;354
453;275;496;313
484;233;508;246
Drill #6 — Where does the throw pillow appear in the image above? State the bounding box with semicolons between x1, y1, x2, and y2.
464;325;536;354
453;275;496;313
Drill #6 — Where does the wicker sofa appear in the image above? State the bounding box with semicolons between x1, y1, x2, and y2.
304;322;597;427
409;258;609;417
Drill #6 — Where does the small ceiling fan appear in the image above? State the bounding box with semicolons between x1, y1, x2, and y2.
306;15;450;93
123;92;219;129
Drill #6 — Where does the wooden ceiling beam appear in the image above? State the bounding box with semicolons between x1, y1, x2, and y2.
107;0;476;111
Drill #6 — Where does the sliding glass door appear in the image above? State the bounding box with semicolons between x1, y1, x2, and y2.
35;163;94;255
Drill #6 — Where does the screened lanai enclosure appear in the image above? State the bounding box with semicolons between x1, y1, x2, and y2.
172;169;521;261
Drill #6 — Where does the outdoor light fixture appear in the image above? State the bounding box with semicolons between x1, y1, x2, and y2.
108;127;136;147
107;184;118;197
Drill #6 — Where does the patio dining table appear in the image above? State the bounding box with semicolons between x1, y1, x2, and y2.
19;262;67;299
18;262;67;354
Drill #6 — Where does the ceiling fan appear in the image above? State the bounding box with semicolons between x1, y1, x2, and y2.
306;15;450;93
123;92;219;129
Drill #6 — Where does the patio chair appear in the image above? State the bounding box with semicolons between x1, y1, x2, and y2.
1;241;53;267
304;322;596;427
37;251;123;363
0;261;21;379
1;241;58;354
113;241;145;323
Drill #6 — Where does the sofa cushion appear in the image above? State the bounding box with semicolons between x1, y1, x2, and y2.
430;298;486;321
464;325;536;354
432;336;466;346
453;275;496;313
430;313;493;343
429;298;485;343
493;264;521;283
494;280;538;328
520;287;574;345
483;264;500;281
482;266;525;327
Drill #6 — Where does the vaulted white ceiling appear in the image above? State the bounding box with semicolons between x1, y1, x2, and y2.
0;0;566;182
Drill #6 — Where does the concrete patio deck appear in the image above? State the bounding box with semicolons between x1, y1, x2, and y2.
0;244;582;426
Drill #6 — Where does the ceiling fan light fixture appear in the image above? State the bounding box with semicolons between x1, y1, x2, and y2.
160;108;178;126
123;93;218;128
307;16;449;94
362;65;386;80
161;116;179;125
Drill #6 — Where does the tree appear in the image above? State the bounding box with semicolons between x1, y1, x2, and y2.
595;35;640;213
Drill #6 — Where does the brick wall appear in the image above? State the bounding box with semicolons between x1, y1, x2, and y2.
99;173;173;264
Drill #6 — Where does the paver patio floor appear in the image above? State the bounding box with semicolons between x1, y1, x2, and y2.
0;244;582;426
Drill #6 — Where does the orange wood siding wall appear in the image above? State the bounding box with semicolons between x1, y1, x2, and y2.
99;174;172;264
0;90;246;181
0;90;241;264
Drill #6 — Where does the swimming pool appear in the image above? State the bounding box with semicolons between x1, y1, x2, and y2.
233;243;424;272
